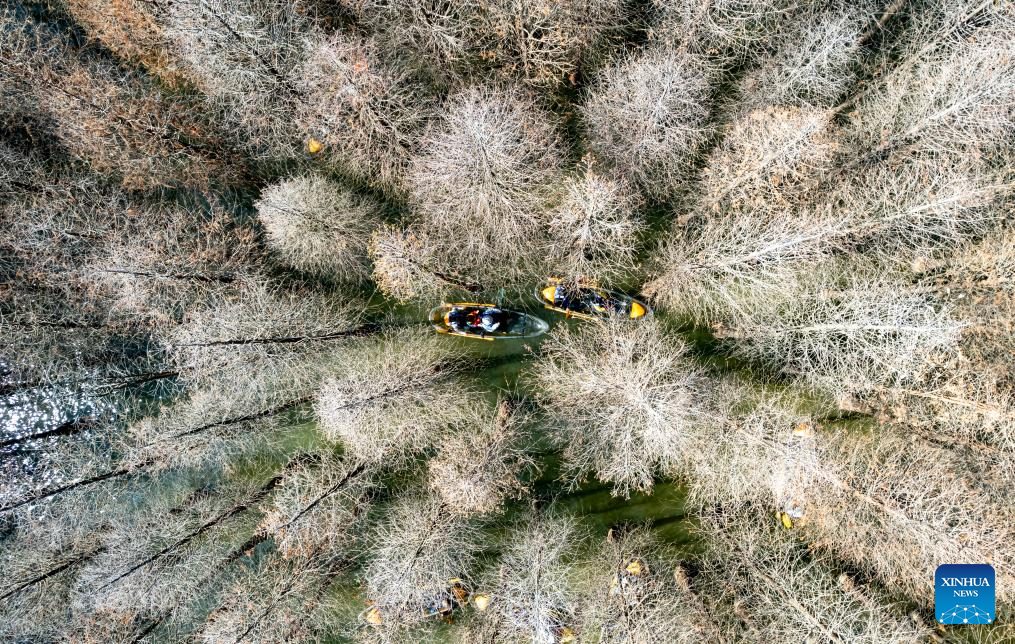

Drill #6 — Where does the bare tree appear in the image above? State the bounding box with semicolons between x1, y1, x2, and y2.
0;533;97;639
2;10;229;188
641;105;840;322
58;461;300;639
0;176;269;527
1;423;141;517
645;156;1005;326
644;3;1011;325
885;235;1015;482
200;453;372;642
647;0;804;62
256;175;380;280
0;308;164;402
427;399;533;516
85;196;261;326
698;508;928;642
41;62;228;189
259;452;372;560
527;319;712;496
475;0;625;87
299;33;434;192
900;0;1014;45
695;106;837;216
582;44;715;196
0;474;270;642
62;0;190;86
685;390;822;514
0;160;257;384
0;153;116;345
355;0;483;86
407;85;562;285
361;492;482;637
200;549;349;643
125;384;311;472
0;143;38;189
644;210;841;325
165;280;369;406
0;465;139;640
479;513;584;643
722;269;965;399
0;7;55;128
315;330;470;467
804;429;1015;605
576;526;725;643
360;0;624;88
7;1;1015;641
161;0;310;160
832;162;1007;259
368;224;484;302
871;357;1015;498
689;393;1015;606
738;4;874;110
545;160;645;287
845;20;1015;165
916;230;1015;365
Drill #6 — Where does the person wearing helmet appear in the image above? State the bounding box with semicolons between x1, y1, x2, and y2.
447;306;470;333
463;307;504;335
477;308;503;333
549;283;611;315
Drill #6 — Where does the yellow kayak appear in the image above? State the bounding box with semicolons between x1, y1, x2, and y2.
535;279;651;321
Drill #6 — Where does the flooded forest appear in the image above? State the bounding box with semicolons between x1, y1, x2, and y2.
2;0;1014;642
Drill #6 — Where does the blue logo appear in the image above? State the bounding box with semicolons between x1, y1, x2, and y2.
935;564;995;625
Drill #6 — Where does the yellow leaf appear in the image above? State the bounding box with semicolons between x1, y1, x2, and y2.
365;607;382;625
473;593;491;611
625;559;643;576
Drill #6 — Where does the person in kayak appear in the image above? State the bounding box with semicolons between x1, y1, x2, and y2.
447;306;506;335
539;280;650;320
477;308;504;332
553;284;621;316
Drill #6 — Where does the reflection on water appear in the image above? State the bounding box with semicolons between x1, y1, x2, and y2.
1;386;120;493
1;378;175;496
2;387;115;441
